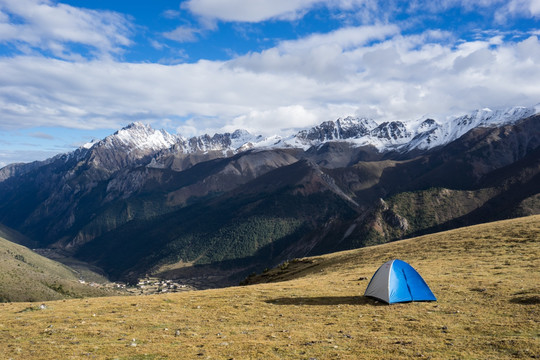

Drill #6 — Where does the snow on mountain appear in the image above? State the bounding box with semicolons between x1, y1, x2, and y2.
101;122;178;152
79;105;539;167
81;122;178;156
404;105;539;151
279;105;539;153
173;131;265;155
295;116;376;143
81;140;96;149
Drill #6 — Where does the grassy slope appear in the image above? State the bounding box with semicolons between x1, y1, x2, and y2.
0;235;120;302
0;223;36;247
0;215;538;359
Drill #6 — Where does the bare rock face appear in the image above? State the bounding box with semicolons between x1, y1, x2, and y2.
371;121;411;141
382;209;409;231
296;117;376;142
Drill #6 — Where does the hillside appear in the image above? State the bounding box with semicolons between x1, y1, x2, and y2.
0;233;122;302
76;117;540;284
0;223;36;248
0;215;537;359
0;109;538;287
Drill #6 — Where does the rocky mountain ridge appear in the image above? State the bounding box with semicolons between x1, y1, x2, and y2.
0;105;538;287
85;104;540;167
1;105;536;179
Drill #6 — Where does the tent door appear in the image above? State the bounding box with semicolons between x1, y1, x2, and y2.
402;269;414;301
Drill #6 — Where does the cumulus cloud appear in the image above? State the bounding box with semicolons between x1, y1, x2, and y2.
0;0;133;59
227;105;321;134
183;0;390;22
503;0;540;17
0;28;539;138
229;24;399;81
182;0;540;30
182;0;537;25
183;0;323;22
1;1;539;167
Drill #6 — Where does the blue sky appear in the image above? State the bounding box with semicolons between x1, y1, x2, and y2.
0;0;539;166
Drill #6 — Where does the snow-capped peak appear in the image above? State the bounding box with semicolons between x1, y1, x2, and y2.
404;105;538;151
77;104;538;167
272;104;538;153
229;129;257;150
455;106;536;127
81;139;97;149
98;122;178;152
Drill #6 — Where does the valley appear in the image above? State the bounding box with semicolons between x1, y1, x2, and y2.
0;107;538;289
0;233;122;302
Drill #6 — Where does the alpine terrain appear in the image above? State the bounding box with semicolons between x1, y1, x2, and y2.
0;105;538;286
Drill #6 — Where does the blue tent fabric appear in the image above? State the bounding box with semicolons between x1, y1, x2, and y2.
364;259;436;304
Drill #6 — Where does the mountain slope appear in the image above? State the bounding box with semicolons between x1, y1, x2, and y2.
75;159;360;284
279;105;538;152
0;228;120;302
75;114;540;285
0;215;538;359
0;106;538;287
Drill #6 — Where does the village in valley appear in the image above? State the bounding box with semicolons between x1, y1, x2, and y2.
79;277;196;295
129;278;196;295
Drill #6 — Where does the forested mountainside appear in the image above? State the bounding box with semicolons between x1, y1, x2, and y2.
0;106;538;286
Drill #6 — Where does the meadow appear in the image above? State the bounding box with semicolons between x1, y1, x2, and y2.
0;215;538;359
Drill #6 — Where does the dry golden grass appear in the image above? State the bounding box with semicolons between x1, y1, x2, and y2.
0;215;538;359
0;236;119;302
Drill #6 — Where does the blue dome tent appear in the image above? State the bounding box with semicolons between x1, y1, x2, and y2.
364;259;437;304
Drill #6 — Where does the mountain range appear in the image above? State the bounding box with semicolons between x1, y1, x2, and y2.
0;105;538;287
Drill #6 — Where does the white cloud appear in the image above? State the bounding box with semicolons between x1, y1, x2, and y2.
183;0;324;22
0;0;132;58
163;26;200;42
183;0;385;22
495;0;540;22
0;27;539;142
532;0;540;14
453;48;495;72
507;0;540;16
162;9;181;19
184;0;540;27
230;25;399;80
282;24;399;51
410;0;507;12
227;105;320;134
162;13;217;44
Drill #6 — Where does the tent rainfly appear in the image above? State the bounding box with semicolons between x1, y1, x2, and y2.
364;259;437;304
